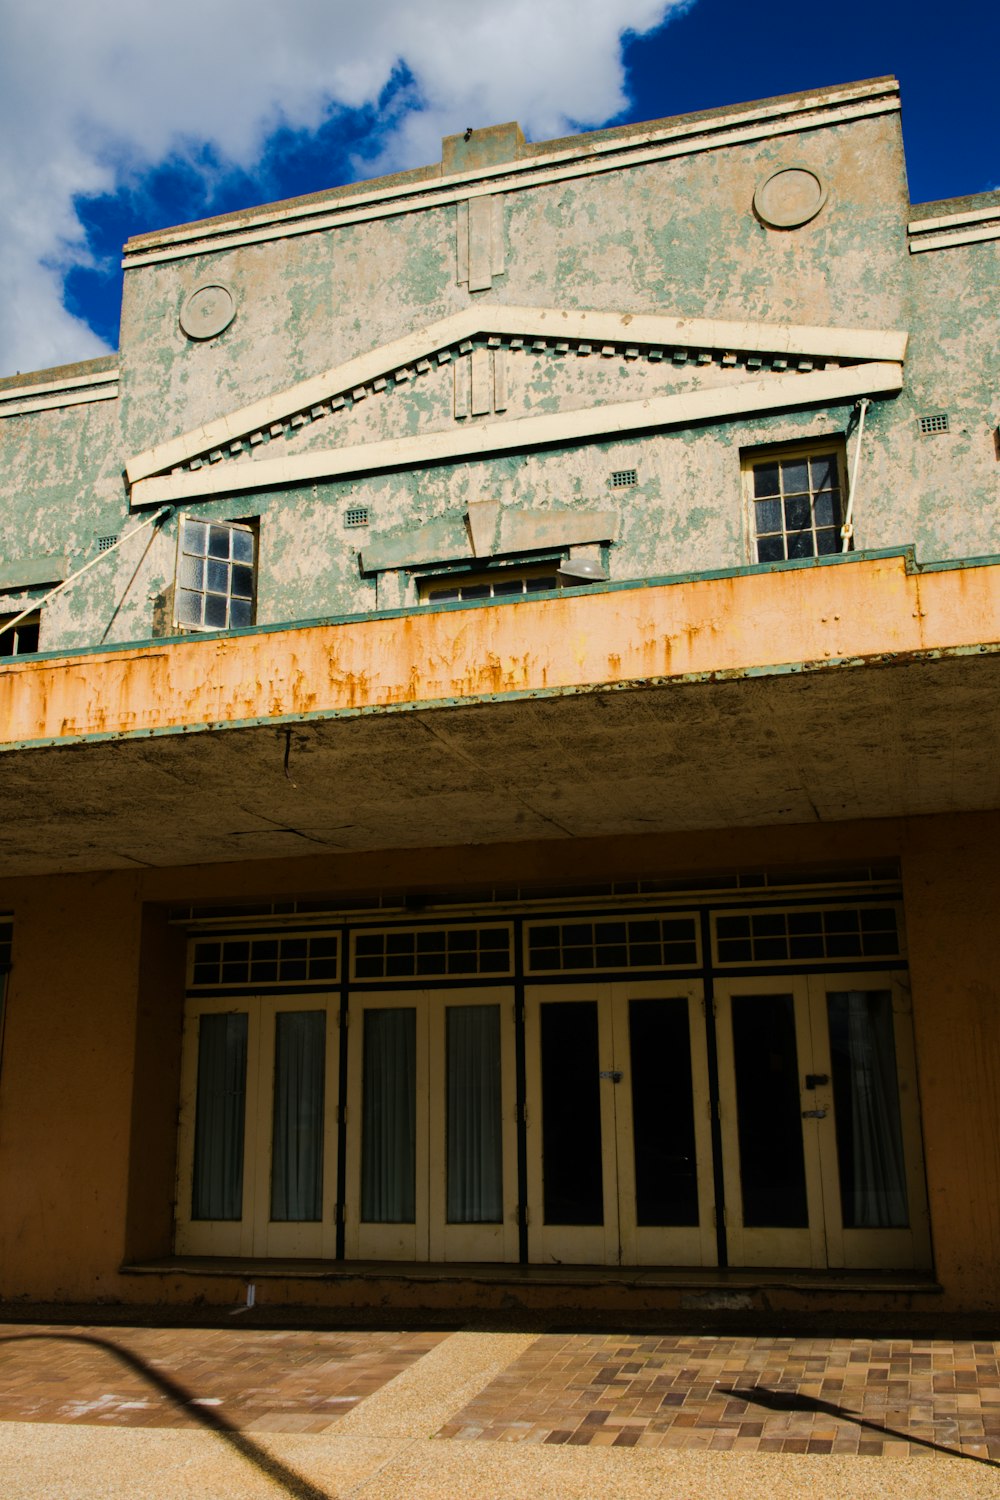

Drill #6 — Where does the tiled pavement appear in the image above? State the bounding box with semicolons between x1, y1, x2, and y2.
437;1334;1000;1461
0;1326;446;1434
0;1323;998;1464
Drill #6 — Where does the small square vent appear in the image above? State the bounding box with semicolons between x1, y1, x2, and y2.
97;534;119;551
610;468;638;488
344;506;369;528
919;413;949;435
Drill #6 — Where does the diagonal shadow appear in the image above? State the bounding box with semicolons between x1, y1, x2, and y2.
0;1333;334;1500
718;1384;1000;1469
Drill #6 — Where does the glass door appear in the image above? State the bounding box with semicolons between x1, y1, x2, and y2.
524;983;714;1265
175;995;339;1257
344;989;517;1261
714;973;929;1269
611;982;716;1266
428;993;519;1261
808;973;930;1270
714;977;825;1267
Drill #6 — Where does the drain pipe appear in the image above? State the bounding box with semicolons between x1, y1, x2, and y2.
0;504;174;645
841;398;870;552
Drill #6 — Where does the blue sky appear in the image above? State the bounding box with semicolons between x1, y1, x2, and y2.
0;0;996;378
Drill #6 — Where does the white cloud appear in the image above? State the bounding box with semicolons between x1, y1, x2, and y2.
0;0;687;377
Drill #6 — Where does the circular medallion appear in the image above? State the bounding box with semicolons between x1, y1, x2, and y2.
179;283;237;341
753;167;828;229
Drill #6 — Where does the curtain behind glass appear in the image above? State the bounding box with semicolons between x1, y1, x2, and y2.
828;990;908;1228
447;1005;502;1223
361;1008;416;1223
192;1012;248;1220
271;1010;325;1222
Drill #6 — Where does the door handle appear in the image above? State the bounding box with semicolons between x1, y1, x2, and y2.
801;1108;827;1119
599;1070;623;1083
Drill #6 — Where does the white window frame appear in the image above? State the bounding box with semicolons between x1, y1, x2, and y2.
174;516;257;632
742;440;849;564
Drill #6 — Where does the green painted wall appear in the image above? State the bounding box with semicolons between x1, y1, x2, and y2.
1;89;997;655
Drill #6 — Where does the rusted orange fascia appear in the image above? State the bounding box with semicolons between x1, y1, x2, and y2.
1;553;998;750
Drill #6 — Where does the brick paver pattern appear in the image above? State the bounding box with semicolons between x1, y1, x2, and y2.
438;1335;1000;1460
0;1325;446;1434
0;1325;998;1459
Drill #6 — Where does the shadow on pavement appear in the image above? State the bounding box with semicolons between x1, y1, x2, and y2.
0;1333;332;1500
719;1383;1000;1469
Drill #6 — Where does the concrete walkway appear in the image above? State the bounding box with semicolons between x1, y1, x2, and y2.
0;1322;998;1498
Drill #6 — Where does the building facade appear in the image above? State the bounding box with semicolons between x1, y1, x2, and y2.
1;77;998;1317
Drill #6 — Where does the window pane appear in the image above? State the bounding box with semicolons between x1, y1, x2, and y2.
231;565;255;599
786;530;814;559
270;1011;325;1222
204;593;228;628
827;991;908;1228
184;519;209;555
178;554;204;590
753;462;780;498
525;575;559;591
780;459;809;494
232;529;255;563
811;454;838;490
731;994;808;1227
816;529;840;555
629;998;699;1225
813;493;838;527
447;1006;502;1223
784;495;811;531
757;535;785;563
192;1013;247;1220
176;589;204;625
206;559;230;594
229;596;253;628
208;525;232;558
493;578;523;596
540;1001;603;1224
461;584;491;600
755;498;782;534
361;1008;416;1222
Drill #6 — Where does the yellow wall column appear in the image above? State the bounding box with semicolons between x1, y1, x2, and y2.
903;814;1000;1310
0;872;143;1300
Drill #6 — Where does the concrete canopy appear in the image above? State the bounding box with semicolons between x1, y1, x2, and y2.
1;647;998;878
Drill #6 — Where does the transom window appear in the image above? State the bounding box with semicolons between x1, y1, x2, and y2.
526;913;700;973
746;444;847;562
419;564;562;604
713;905;901;965
0;611;40;657
351;925;512;980
175;517;256;631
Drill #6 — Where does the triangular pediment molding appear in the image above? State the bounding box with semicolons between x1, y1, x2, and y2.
127;307;907;508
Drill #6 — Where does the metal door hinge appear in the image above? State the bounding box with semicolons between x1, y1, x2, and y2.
599;1070;623;1083
801;1108;827;1119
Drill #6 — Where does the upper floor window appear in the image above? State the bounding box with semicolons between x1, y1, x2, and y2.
175;518;256;632
745;443;847;563
0;612;40;658
419;563;563;604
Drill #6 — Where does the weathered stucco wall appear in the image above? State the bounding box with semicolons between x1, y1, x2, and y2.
1;550;997;747
1;82;997;656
